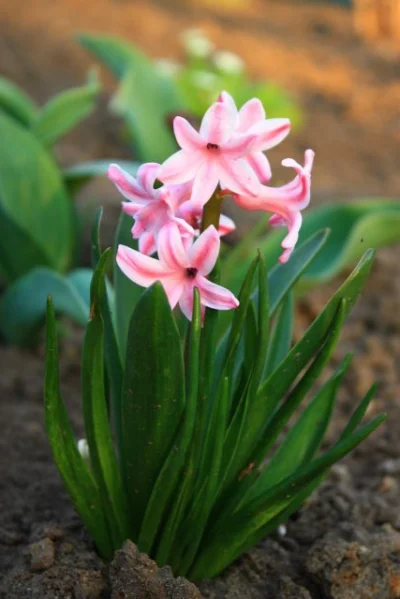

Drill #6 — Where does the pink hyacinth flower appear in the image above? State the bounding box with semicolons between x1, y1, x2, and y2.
177;200;236;237
108;162;194;255
157;99;265;208
116;223;239;321
233;150;315;264
219;91;291;184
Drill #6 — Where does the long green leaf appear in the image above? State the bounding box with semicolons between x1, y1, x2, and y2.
82;250;129;550
31;71;100;146
138;289;201;554
0;76;38;126
264;291;293;378
191;413;385;579
91;209;123;451
44;297;112;559
121;282;185;538
0;267;91;345
0;112;75;280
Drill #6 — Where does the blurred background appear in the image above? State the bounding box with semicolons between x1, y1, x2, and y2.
0;0;399;237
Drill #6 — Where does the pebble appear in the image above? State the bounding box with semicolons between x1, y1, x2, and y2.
29;537;55;570
77;569;104;599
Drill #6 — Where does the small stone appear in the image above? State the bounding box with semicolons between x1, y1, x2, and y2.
59;541;75;554
42;524;65;540
29;537;55;570
77;569;104;599
378;475;397;493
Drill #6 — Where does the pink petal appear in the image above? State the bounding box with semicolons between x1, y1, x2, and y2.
173;117;203;151
197;276;239;311
237;98;265;132
247;118;291;152
218;214;236;236
121;201;146;217
246;151;272;184
178;283;207;322
161;276;186;309
108;164;149;202
200;100;237;145
190;159;220;208
116;244;172;288
157;223;189;269
139;231;156;256
137;162;160;194
277;211;303;264
218;91;237;113
189;225;220;276
217;156;261;197
222;132;258;157
157;150;203;185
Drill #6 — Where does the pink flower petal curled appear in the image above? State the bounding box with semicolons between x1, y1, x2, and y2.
189;225;220;275
173;117;203;151
197;276;240;311
247;118;291;152
157;223;189;269
246;152;272;184
139;231;156;256
218;214;236;236
190;160;220;208
108;164;147;203
137;162;160;194
218;157;260;197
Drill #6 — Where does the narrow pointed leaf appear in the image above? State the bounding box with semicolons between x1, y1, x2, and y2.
122;282;185;538
82;249;129;549
264;291;293;378
44;297;112;559
138;289;201;554
341;382;378;440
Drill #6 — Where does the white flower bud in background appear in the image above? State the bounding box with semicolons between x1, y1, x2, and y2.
213;50;245;75
77;438;90;460
181;28;215;59
155;59;182;77
190;70;219;90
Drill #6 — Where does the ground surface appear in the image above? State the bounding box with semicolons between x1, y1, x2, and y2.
0;0;399;597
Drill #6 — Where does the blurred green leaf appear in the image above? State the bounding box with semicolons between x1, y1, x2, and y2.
79;33;183;162
63;159;139;195
0;76;38;126
0;267;92;345
121;282;185;539
225;199;400;293
31;71;100;146
264;291;293;378
0;112;75;281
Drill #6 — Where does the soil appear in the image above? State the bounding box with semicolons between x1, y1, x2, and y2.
0;0;399;597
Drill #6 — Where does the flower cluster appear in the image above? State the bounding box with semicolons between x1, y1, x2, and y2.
109;91;314;320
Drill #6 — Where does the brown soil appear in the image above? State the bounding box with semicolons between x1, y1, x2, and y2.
0;0;399;597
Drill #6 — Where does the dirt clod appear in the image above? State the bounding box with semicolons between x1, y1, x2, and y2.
29;538;55;571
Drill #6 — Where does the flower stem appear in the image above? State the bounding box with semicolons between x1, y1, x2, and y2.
200;189;222;232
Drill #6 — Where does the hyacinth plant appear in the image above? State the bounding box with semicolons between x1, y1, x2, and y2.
45;91;386;580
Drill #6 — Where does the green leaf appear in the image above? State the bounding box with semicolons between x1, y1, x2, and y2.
31;71;100;146
0;76;38;126
341;382;378;440
264;291;293;378
79;33;183;162
63;159;139;195
121;282;185;539
0;112;75;281
113;213;144;360
0;267;91;345
139;289;201;554
82;250;129;550
192;412;385;579
245;353;353;502
91;209;124;454
44;297;113;560
224;199;400;294
177;376;230;576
